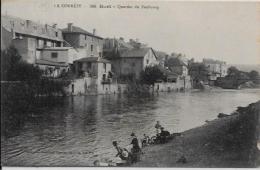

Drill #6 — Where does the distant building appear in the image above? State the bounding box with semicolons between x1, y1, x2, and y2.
61;23;104;60
188;62;210;88
203;58;227;78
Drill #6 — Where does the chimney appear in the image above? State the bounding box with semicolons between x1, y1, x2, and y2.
67;23;73;32
26;20;31;27
52;23;57;28
93;28;96;35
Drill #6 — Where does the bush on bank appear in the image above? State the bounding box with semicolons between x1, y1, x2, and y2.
1;46;69;137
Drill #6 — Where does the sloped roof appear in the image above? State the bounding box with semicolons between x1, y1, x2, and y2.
155;51;168;61
2;15;63;41
120;47;157;58
61;26;103;39
74;57;110;63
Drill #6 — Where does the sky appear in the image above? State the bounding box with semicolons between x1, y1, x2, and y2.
2;0;260;64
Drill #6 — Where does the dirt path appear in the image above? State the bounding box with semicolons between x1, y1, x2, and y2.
133;101;260;167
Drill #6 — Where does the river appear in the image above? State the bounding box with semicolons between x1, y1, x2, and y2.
1;89;260;166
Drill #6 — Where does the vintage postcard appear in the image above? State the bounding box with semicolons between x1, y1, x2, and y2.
1;0;260;168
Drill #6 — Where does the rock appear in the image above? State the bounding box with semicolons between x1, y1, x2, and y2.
218;113;229;118
176;155;187;164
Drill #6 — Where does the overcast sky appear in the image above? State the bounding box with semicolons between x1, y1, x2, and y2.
2;0;260;64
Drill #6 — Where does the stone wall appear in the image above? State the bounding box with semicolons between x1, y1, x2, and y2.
65;77;127;95
154;77;192;92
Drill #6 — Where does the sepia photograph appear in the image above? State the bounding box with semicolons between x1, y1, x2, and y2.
1;0;260;168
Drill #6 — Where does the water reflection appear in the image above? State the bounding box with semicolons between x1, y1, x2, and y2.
2;89;260;166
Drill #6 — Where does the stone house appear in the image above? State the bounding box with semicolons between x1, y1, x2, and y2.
1;15;64;63
202;58;227;78
112;47;159;80
67;57;120;95
202;58;227;86
74;57;112;82
1;15;77;78
36;47;78;77
61;23;104;61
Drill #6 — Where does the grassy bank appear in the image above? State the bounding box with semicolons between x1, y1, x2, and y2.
133;101;260;167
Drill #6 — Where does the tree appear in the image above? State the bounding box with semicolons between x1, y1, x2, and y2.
140;65;166;85
227;66;240;77
248;70;259;80
1;46;42;81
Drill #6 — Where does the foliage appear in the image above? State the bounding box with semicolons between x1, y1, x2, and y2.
248;70;259;80
188;63;209;81
1;46;42;81
1;46;69;137
226;66;259;82
227;66;240;77
140;65;166;85
165;57;181;68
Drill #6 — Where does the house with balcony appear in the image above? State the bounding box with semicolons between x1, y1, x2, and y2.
1;15;77;78
67;57;120;95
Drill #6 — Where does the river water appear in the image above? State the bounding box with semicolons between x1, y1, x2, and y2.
1;89;260;166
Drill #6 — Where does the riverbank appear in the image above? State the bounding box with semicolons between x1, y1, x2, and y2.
133;101;260;167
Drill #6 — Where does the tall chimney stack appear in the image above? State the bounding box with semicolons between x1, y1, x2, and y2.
67;23;73;32
93;28;96;35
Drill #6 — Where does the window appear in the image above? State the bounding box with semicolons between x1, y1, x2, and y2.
87;62;92;69
51;52;58;58
103;63;106;72
99;52;102;58
55;32;58;37
146;59;149;64
91;45;94;52
85;35;87;40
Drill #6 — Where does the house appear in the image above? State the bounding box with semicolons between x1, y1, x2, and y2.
68;57;120;95
114;47;158;80
202;58;227;85
61;23;104;60
188;62;210;88
1;15;77;77
203;58;227;78
103;37;158;80
74;57;112;83
36;47;78;77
